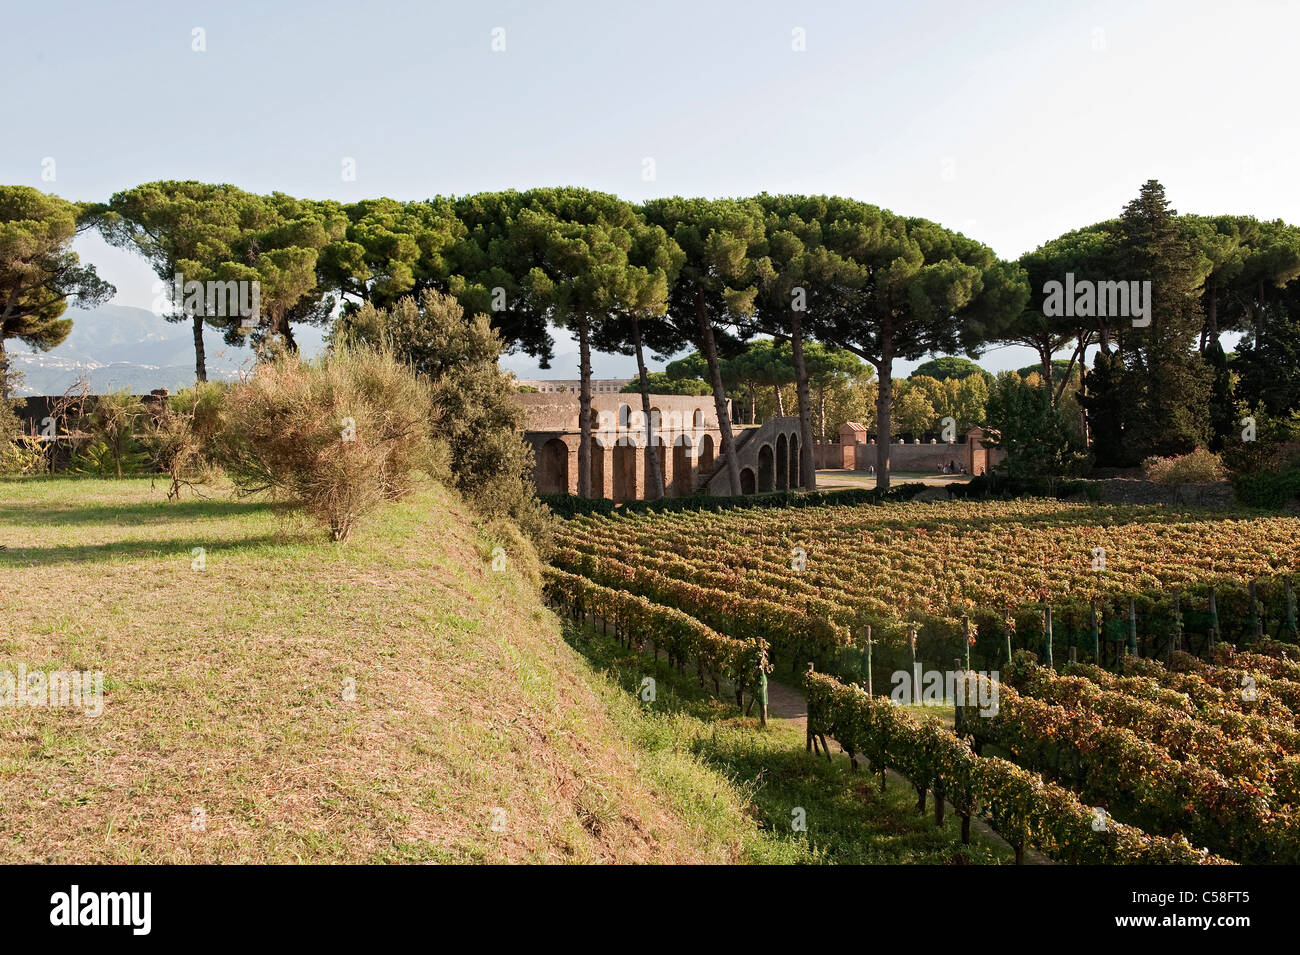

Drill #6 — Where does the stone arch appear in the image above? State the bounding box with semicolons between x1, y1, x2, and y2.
537;438;569;495
788;431;800;489
612;443;637;502
775;433;789;491
692;408;706;429
740;466;757;495
699;433;715;474
672;434;695;495
757;443;775;492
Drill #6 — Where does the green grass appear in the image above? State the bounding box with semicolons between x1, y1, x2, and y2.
562;618;1013;864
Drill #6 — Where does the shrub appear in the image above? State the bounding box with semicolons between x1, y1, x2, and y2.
1235;462;1300;509
1142;448;1228;486
334;290;554;548
81;391;147;478
144;382;229;498
0;397;44;474
220;345;442;542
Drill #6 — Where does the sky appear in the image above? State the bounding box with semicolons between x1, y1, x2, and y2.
3;0;1293;378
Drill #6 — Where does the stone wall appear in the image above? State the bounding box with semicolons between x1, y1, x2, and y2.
519;392;725;501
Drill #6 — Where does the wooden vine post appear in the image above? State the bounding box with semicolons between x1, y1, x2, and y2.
1208;588;1219;655
1249;579;1263;642
1043;606;1054;670
1127;597;1138;659
1287;578;1298;640
862;625;874;695
962;615;972;672
1171;594;1183;657
1089;597;1100;663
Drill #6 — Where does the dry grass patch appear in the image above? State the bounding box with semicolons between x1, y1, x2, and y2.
0;476;758;863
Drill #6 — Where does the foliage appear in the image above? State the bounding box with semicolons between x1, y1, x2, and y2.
804;670;1223;864
1142;448;1228;486
0;186;113;398
220;345;440;542
911;356;990;382
544;567;771;699
333;288;553;546
984;371;1087;478
84;391;147;478
619;371;712;396
143;383;229;498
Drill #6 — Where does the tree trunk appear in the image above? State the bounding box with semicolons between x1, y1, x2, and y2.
818;385;827;444
789;310;817;490
773;384;784;416
696;288;741;494
1206;275;1219;350
577;316;593;498
875;353;894;490
747;383;756;424
0;338;9;401
280;315;297;353
632;316;665;499
192;312;207;383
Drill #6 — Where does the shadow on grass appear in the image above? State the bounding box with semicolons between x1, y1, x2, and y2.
0;495;273;528
560;614;1009;864
0;531;314;568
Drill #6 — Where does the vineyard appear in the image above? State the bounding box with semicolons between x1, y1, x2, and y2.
551;497;1300;864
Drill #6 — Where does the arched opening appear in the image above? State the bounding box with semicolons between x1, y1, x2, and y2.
775;433;789;491
613;443;637;502
537;438;569;495
789;432;800;489
672;435;695;495
740;467;757;495
699;433;715;474
757;444;775;492
692;408;706;429
589;441;606;498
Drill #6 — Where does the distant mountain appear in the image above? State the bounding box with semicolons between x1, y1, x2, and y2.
9;304;324;396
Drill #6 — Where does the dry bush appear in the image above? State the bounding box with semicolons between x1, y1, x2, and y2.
221;345;443;541
1142;448;1228;486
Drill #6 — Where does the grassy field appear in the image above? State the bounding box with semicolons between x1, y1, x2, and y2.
0;476;802;863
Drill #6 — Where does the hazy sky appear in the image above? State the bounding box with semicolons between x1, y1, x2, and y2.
3;0;1290;377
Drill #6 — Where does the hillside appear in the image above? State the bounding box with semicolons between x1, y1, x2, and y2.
0;477;759;862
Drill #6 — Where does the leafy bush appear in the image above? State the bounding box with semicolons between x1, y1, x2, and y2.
333;290;554;547
1142;448;1227;486
220;345;443;542
0;397;44;474
144;382;229;498
81;391;147;477
1235;463;1300;509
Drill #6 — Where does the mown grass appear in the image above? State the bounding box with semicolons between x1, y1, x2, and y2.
0;475;784;863
562;619;1013;864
